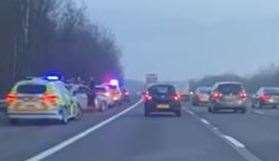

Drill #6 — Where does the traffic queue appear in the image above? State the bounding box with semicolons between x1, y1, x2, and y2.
190;81;279;113
4;75;131;124
141;80;279;117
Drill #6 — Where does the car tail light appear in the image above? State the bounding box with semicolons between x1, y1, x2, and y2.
260;94;271;102
239;90;248;100
41;94;58;105
172;94;181;101
5;93;17;105
104;92;110;97
144;93;152;101
211;91;223;101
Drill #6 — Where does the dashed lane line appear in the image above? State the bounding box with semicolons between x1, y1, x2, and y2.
183;107;263;161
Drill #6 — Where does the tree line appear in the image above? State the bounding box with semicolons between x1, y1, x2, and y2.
0;0;123;95
189;65;279;93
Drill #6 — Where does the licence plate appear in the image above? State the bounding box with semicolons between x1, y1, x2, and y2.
157;104;170;109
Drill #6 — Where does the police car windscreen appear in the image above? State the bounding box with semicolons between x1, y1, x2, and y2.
17;84;47;94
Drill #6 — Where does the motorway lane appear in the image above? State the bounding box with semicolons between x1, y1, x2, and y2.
44;103;246;161
190;105;279;161
0;101;137;161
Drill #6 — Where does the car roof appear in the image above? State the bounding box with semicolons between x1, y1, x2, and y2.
214;81;242;86
197;86;211;90
96;85;108;89
260;87;279;90
16;77;64;87
148;83;175;88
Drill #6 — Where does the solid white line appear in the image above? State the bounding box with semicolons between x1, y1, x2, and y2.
200;118;210;125
25;100;142;161
223;135;245;148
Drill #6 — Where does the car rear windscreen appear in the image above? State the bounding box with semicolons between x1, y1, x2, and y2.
264;88;279;95
217;84;242;95
17;84;47;94
149;85;175;95
199;88;211;94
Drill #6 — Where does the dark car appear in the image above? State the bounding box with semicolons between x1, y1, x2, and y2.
192;87;211;106
208;82;248;113
144;84;181;117
121;89;131;103
252;87;279;108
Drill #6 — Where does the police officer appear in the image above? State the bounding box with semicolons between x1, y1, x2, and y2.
88;77;96;106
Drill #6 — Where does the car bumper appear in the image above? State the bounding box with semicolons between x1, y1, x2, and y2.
145;102;181;112
213;102;248;109
7;110;63;120
261;100;279;106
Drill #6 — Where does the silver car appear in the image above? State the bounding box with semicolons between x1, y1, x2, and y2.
208;82;248;113
252;87;279;108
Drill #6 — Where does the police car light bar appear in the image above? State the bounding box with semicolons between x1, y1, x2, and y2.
110;79;119;86
46;76;60;81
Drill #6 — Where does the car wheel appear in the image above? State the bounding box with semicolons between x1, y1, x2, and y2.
211;106;218;113
9;119;19;125
208;106;212;112
175;110;181;117
75;104;83;120
101;101;107;112
256;102;262;109
241;108;247;114
144;108;150;117
60;108;69;125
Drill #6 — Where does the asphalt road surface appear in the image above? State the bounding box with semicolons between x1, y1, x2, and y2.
1;100;279;161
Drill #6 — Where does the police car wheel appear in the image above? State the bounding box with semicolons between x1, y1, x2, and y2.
60;109;68;124
75;104;83;120
9;119;19;125
175;110;181;117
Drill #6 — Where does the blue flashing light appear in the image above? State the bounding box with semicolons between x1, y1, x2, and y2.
46;75;60;81
42;70;64;81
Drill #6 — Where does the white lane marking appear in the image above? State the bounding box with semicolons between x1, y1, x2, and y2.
25;100;143;161
253;110;264;115
223;135;245;148
200;118;210;125
212;127;218;130
187;110;194;115
182;107;262;161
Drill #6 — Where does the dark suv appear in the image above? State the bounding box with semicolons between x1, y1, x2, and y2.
144;84;181;117
209;82;248;113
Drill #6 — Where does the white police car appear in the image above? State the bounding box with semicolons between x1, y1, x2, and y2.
5;76;82;124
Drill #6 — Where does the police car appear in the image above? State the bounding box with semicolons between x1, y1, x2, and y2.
5;76;82;124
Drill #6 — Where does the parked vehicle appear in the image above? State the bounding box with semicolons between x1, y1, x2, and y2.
5;77;82;124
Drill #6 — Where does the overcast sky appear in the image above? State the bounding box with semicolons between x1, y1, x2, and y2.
84;0;279;81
